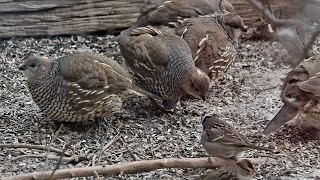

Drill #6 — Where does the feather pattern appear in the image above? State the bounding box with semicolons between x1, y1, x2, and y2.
20;52;136;122
178;16;236;82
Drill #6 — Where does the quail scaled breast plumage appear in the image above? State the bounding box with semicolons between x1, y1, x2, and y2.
200;159;256;180
19;52;138;122
201;113;274;159
263;55;320;134
177;16;237;82
119;26;210;110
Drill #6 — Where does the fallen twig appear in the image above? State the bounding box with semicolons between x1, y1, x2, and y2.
11;154;87;164
97;133;121;165
44;124;64;179
302;26;320;59
49;140;76;179
0;144;71;157
256;85;279;94
2;157;275;180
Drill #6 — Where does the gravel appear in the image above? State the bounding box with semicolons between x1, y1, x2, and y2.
0;35;319;179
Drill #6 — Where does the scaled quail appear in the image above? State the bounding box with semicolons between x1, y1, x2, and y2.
19;52;138;122
177;16;237;83
115;0;235;40
119;26;210;111
264;55;320;136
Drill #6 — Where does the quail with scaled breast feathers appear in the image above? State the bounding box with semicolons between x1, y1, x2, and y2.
19;52;140;122
200;159;256;180
264;55;320;135
144;0;232;26
115;0;237;40
119;26;210;111
201;113;274;159
177;15;237;83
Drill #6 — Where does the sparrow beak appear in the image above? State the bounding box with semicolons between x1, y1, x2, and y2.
263;104;298;134
19;65;27;70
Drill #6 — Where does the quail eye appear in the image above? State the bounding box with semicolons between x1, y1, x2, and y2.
31;63;37;67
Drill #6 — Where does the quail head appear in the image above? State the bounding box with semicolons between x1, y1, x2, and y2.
200;159;256;180
217;12;248;41
201;113;274;159
264;55;320;134
19;52;139;122
119;26;210;111
177;16;236;83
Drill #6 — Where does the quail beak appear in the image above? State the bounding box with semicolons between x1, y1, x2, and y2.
263;104;298;134
19;65;27;71
241;25;249;32
253;169;257;176
201;95;206;101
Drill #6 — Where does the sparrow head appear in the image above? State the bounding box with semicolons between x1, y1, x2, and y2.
282;83;311;110
234;159;256;178
19;55;53;83
201;113;220;129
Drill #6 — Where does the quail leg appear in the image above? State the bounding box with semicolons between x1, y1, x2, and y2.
148;97;174;113
94;118;102;136
162;99;178;111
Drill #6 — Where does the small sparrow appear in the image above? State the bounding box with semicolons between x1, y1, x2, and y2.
200;159;256;180
201;113;274;159
263;55;320;134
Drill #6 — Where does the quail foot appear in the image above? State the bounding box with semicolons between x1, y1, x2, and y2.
19;52;140;122
119;26;210;111
201;113;274;159
200;159;256;180
264;55;320;134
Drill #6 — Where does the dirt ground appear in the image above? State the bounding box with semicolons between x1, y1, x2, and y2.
0;35;319;179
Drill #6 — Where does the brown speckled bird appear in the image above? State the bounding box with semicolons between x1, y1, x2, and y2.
201;113;274;159
119;26;210;111
19;52;139;122
177;15;237;82
200;159;256;180
264;55;320;134
116;0;236;40
145;0;232;26
217;12;248;41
